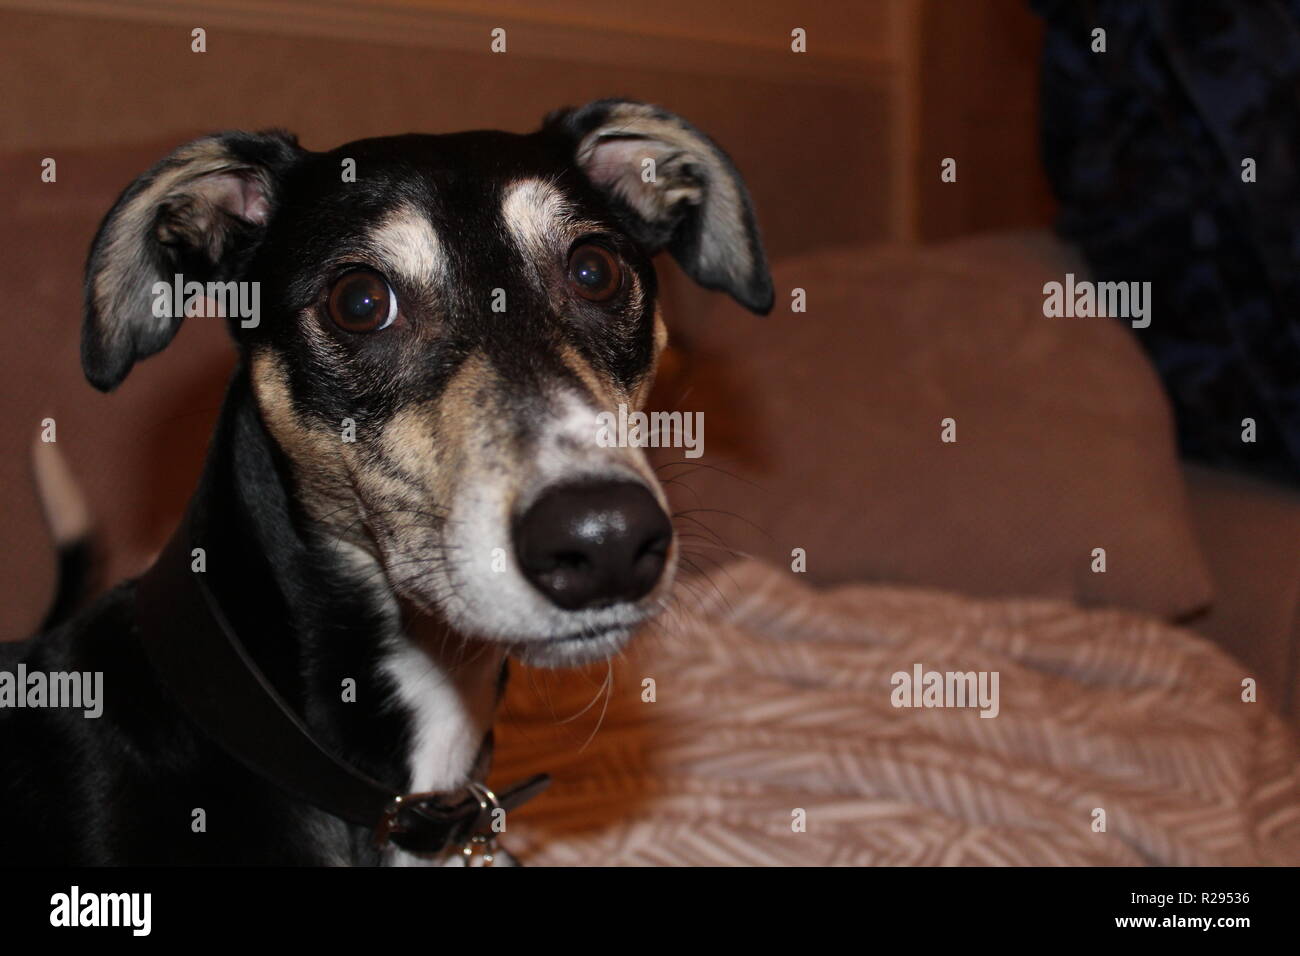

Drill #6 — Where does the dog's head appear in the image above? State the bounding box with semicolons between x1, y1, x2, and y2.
82;100;772;667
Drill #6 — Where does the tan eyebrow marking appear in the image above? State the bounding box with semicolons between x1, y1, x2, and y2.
500;178;576;262
368;204;444;288
500;178;610;260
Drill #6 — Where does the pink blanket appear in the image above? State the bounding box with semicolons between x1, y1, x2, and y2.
492;562;1300;865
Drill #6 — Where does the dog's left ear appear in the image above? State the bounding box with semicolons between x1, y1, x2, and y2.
82;130;302;392
549;99;774;315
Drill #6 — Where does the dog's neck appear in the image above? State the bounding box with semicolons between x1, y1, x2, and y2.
187;366;504;799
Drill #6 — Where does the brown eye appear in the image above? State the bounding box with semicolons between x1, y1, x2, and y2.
327;269;397;332
567;243;622;302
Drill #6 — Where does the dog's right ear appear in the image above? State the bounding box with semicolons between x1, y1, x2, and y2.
82;130;301;392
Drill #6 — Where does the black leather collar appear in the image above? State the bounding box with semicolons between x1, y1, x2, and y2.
134;507;548;858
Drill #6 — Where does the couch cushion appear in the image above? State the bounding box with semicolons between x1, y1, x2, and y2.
648;231;1214;619
1182;463;1300;721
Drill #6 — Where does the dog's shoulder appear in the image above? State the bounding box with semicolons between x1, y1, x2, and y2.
0;581;172;863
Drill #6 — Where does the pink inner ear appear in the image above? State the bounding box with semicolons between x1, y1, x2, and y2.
206;171;270;225
583;137;652;189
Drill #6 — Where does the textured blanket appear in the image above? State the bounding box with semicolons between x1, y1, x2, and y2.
492;562;1300;866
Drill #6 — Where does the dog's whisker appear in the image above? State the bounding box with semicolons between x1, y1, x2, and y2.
673;506;776;545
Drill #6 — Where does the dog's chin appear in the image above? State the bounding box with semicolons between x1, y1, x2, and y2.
510;625;635;669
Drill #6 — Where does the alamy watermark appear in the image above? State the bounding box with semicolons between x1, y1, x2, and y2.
1043;273;1151;329
50;886;150;936
0;665;102;718
152;273;260;327
890;663;1000;718
595;403;704;459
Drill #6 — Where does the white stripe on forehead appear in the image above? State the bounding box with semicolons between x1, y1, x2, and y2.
369;204;444;287
500;178;578;262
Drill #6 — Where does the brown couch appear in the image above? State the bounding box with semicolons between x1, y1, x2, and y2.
651;231;1300;724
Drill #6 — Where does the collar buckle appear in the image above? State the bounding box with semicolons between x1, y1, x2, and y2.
373;775;548;857
373;789;463;851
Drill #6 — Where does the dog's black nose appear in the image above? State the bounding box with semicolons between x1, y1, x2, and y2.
514;481;672;611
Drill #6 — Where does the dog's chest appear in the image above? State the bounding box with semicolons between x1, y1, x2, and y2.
380;634;503;794
378;625;505;866
299;629;505;866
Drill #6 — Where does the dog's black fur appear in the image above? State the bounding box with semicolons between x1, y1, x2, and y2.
0;100;771;864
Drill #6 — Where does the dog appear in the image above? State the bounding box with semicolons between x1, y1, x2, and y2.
0;99;772;865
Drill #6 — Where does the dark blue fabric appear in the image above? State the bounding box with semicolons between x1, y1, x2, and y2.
1033;0;1300;483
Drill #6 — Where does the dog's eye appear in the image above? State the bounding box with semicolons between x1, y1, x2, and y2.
327;269;397;332
567;244;622;302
